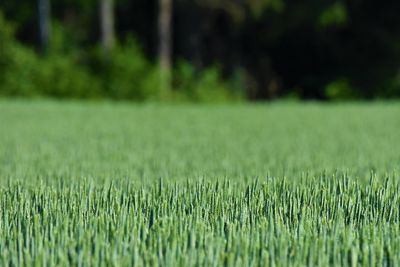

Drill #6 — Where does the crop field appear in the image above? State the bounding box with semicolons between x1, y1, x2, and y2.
0;100;399;266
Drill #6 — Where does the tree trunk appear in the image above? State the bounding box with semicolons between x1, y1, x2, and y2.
100;0;115;56
159;0;173;95
38;0;51;55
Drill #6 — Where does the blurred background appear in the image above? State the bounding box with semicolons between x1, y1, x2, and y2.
1;0;400;102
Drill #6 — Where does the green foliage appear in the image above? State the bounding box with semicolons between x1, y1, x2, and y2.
1;45;102;98
319;2;348;28
37;56;103;98
2;44;41;96
379;73;400;98
49;21;82;53
248;0;285;17
324;78;358;100
201;0;285;22
100;39;161;100
3;0;400;100
0;14;239;102
0;15;101;98
0;14;39;96
0;12;15;84
174;61;241;102
1;101;400;265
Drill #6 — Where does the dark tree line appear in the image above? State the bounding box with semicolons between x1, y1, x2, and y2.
1;0;400;100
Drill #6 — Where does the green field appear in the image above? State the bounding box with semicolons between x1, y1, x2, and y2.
0;100;400;266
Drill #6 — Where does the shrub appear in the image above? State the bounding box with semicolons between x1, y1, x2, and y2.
2;45;102;98
0;14;102;98
0;13;241;103
0;12;16;90
99;39;161;101
324;78;359;100
173;61;241;102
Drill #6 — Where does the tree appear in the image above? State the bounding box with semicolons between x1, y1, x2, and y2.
38;0;51;54
100;0;115;56
158;0;173;94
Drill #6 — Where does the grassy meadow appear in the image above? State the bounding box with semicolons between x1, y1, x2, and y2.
0;100;399;266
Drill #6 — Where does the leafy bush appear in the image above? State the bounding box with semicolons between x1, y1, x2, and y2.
0;12;16;87
2;46;102;98
0;13;39;96
0;13;241;102
173;61;241;102
379;73;400;98
319;2;348;28
324;78;359;100
0;14;102;98
98;39;162;101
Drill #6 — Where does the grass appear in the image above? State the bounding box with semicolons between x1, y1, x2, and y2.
0;99;399;266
